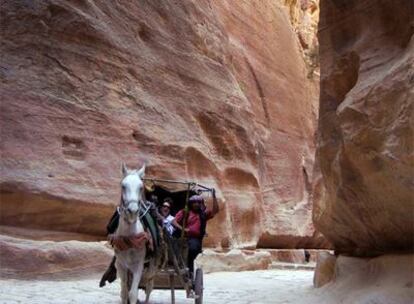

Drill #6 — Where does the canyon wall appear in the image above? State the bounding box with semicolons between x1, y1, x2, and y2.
315;0;413;255
0;0;323;250
313;1;413;302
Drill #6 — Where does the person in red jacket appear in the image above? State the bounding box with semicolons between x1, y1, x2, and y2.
173;190;219;275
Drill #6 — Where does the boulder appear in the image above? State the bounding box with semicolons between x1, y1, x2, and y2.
313;251;336;287
195;249;272;273
262;249;308;264
0;234;112;279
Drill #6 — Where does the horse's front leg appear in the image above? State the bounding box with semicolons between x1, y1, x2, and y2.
129;260;145;304
116;261;129;304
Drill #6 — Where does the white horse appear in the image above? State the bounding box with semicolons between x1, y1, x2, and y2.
114;163;147;304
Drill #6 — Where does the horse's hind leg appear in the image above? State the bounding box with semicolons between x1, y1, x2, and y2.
144;258;157;304
144;278;154;304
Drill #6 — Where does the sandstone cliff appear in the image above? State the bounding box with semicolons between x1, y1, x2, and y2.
312;3;413;302
315;0;413;255
0;0;323;249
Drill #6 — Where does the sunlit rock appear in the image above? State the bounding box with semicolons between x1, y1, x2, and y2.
0;0;322;249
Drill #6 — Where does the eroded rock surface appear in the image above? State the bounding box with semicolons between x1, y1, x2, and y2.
0;234;112;279
312;254;414;304
313;251;336;287
195;249;272;273
315;0;414;254
0;0;322;249
283;0;320;76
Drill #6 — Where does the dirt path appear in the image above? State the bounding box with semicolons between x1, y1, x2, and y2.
0;269;316;304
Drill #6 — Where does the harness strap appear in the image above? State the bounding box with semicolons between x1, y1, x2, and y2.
108;232;150;251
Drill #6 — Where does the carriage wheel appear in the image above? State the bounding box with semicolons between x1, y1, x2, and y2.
194;268;203;304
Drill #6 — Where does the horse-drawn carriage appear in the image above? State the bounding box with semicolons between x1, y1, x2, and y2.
103;170;215;304
102;164;215;304
139;177;211;304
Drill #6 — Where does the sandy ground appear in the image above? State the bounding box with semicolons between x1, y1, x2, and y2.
0;269;316;304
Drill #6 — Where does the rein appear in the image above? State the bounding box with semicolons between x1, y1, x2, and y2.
138;200;151;219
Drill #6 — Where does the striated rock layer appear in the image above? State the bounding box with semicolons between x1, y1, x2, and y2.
315;0;414;255
0;0;323;249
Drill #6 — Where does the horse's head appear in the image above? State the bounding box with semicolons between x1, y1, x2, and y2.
120;163;145;223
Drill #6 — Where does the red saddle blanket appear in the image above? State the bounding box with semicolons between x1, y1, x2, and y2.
108;231;154;252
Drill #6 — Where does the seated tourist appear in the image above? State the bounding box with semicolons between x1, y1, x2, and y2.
160;197;175;236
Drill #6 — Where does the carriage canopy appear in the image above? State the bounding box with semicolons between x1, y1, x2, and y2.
143;178;212;216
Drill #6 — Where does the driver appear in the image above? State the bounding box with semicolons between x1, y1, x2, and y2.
172;189;219;275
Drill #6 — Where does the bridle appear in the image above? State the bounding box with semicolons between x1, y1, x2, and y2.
118;185;151;222
118;199;152;223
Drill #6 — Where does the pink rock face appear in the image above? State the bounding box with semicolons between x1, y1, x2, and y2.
315;0;414;254
0;234;112;279
1;1;323;248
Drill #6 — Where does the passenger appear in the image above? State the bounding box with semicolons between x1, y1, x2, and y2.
173;189;219;275
159;197;175;236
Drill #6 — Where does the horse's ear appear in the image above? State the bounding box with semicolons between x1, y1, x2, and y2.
137;164;145;179
122;162;128;177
